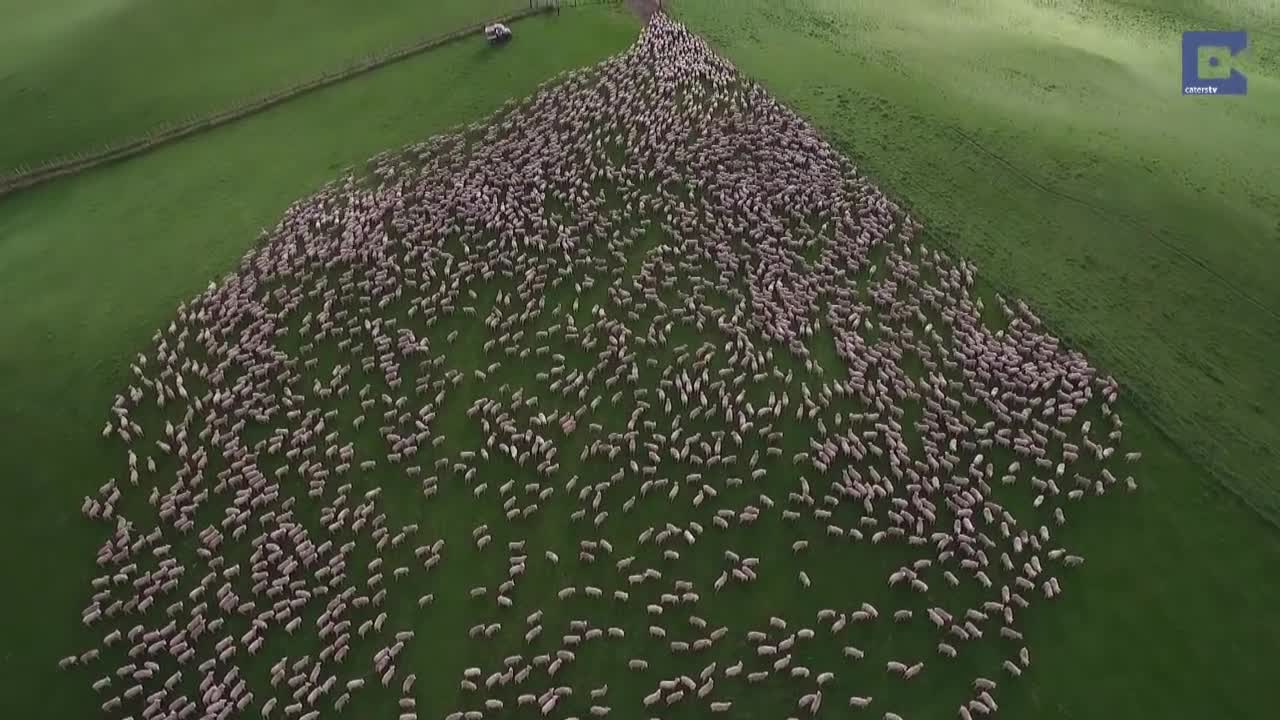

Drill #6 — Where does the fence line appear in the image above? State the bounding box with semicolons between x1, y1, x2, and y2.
532;0;624;9
0;6;552;200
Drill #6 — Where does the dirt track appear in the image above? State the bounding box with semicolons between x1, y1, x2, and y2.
626;0;662;20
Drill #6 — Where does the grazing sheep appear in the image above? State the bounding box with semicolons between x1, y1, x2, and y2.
67;16;1140;720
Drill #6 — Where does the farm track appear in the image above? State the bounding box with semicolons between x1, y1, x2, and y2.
627;0;664;19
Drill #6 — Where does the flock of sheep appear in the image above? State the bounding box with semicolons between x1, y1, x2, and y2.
64;13;1140;720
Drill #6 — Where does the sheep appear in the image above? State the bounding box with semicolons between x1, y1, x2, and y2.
65;19;1142;719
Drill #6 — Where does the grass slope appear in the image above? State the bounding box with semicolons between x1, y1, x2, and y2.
2;4;1278;720
25;18;1280;716
0;0;531;173
671;0;1280;523
0;9;638;719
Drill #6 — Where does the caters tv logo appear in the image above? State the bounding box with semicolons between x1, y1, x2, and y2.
1182;31;1248;95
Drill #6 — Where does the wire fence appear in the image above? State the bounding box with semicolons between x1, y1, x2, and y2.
532;0;625;9
0;6;555;200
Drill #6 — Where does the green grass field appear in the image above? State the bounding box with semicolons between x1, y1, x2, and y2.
1;2;1279;720
0;0;531;173
0;8;639;719
671;0;1280;524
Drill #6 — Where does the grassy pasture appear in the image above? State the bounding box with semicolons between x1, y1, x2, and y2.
0;9;638;720
0;0;532;173
671;0;1280;522
0;3;1276;720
